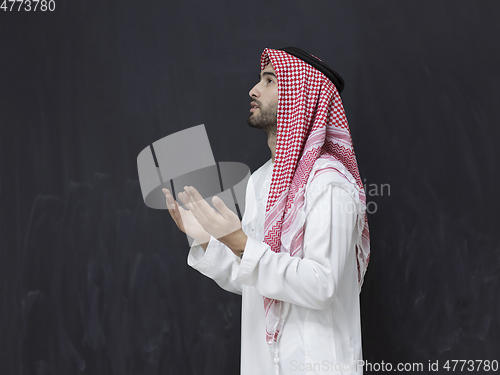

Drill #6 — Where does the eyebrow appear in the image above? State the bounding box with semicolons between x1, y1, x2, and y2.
259;71;277;80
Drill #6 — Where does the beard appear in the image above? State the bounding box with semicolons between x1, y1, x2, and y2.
246;101;277;137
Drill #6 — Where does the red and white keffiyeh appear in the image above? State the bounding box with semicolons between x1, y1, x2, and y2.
259;48;371;347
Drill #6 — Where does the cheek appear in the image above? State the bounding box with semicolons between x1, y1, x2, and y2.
272;93;279;108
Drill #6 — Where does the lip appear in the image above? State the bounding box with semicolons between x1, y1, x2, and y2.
250;102;259;111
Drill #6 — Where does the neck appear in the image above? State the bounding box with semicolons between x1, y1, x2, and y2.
267;131;276;163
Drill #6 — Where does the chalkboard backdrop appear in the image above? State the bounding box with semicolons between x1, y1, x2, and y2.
1;1;499;374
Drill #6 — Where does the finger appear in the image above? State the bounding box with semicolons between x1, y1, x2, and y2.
162;188;175;212
163;189;175;210
184;186;205;203
185;186;218;219
182;189;205;225
184;187;211;225
166;192;183;223
163;188;176;209
211;195;232;218
163;189;186;230
177;191;192;211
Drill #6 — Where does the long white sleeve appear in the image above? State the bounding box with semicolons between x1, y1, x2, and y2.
234;184;357;310
186;163;261;295
187;235;243;295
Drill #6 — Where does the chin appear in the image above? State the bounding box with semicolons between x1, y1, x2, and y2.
246;115;259;128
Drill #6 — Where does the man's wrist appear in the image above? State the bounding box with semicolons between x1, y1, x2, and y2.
219;229;247;257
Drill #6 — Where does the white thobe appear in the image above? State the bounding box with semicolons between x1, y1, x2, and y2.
188;158;363;375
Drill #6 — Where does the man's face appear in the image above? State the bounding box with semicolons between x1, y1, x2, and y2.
247;63;278;133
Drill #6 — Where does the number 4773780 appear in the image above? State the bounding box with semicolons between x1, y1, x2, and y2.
1;0;56;11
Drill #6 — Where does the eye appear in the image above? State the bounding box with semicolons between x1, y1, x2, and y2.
267;78;273;84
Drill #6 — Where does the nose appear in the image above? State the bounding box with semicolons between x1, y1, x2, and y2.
249;82;260;99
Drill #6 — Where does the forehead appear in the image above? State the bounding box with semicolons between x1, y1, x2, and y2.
263;63;275;73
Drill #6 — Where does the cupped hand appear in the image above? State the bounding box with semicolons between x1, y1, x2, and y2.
181;186;242;241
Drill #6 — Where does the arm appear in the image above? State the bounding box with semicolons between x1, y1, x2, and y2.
186;173;261;295
234;184;357;310
188;234;244;295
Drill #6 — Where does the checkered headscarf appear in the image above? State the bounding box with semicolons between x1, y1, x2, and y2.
259;48;370;346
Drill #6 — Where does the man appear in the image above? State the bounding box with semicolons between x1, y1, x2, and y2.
162;47;370;375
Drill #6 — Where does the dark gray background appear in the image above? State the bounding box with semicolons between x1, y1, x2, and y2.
1;1;499;374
